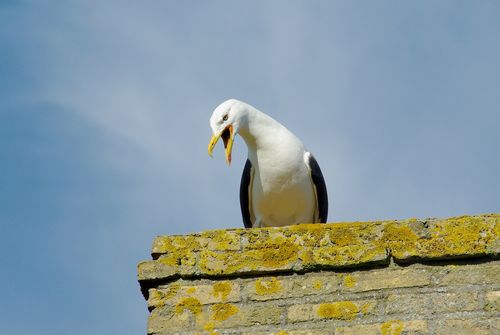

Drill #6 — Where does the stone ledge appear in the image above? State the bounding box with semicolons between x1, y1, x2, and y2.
138;214;499;296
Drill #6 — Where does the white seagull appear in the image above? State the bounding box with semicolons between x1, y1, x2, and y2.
208;99;328;228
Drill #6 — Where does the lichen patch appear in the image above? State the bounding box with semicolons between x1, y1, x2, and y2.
212;281;232;301
175;297;202;315
317;301;359;320
255;277;282;295
211;303;239;321
343;275;356;288
381;320;404;335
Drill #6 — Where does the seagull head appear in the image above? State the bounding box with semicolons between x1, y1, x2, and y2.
208;99;248;165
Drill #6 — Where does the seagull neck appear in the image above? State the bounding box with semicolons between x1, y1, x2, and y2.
237;108;286;153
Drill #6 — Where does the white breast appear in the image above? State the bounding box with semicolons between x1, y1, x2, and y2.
249;140;316;227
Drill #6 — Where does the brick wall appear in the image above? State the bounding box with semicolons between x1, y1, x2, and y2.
138;214;499;335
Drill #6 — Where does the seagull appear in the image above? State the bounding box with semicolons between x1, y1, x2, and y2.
208;99;328;228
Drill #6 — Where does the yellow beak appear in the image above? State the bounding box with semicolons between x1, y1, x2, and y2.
208;125;234;165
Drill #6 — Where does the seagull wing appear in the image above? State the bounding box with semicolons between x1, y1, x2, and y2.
307;153;328;223
239;159;254;228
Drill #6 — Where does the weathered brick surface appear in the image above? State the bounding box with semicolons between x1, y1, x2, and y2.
435;263;500;285
138;214;500;334
341;268;432;292
485;291;500;312
148;280;240;309
243;275;338;301
434;319;493;335
385;291;481;315
335;320;428;335
195;302;284;330
287;300;378;322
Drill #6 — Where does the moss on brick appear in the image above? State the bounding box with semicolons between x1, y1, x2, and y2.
148;283;180;308
312;279;323;290
201;230;241;251
377;223;418;257
139;214;499;286
317;301;359;320
255;277;282;295
153;235;202;256
175;297;202;315
343;275;356;288
199;239;299;275
212;281;232;301
211;303;239;321
380;320;404;335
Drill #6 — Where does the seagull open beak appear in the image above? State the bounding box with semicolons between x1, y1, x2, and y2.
208;124;234;165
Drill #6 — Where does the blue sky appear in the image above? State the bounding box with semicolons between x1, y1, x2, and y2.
1;1;499;334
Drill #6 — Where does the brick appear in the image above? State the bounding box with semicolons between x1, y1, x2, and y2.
151;235;204;255
306;244;389;268
436;262;500;285
148;281;240;309
139;215;499;285
389;215;498;261
340;267;431;292
435;319;491;335
138;214;500;334
243;275;338;301
199;230;242;251
195;302;284;330
198;247;299;276
336;320;428;335
147;305;191;334
485;291;500;312
288;300;377;322
138;260;178;282
385;292;480;315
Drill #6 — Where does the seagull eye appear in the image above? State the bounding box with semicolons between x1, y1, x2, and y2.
222;114;228;122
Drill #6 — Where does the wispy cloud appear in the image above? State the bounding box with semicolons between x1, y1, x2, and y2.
1;1;499;334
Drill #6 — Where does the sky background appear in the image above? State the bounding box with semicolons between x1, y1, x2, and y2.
1;1;499;334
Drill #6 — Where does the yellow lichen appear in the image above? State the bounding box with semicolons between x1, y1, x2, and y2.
380;216;497;260
257;238;300;268
199;239;299;275
147;215;498;280
201;230;241;251
378;223;418;256
164;283;181;298
148;283;180;307
422;217;493;257
212;281;232;301
255;277;282;295
312;279;323;290
210;303;239;321
311;244;386;267
381;320;404;335
203;321;215;332
291;225;331;247
361;302;374;314
148;289;165;307
159;249;196;267
275;331;289;335
175;297;202;315
153;235;201;256
317;301;359;320
186;287;197;294
343;275;356;288
329;227;361;246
